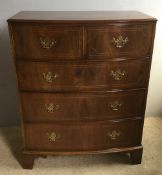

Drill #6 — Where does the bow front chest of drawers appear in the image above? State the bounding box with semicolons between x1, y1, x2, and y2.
8;11;157;169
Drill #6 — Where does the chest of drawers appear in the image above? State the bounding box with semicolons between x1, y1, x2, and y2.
8;11;157;169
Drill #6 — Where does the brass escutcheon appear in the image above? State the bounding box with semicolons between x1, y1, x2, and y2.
45;103;60;113
43;72;59;83
46;132;59;142
107;130;121;140
112;35;128;48
40;37;56;49
110;69;126;81
109;101;123;111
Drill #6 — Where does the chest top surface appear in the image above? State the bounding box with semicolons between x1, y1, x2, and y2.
7;11;156;23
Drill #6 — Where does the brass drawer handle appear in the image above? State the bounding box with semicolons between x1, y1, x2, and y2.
107;130;121;140
109;101;122;111
45;103;60;113
112;36;128;48
110;69;126;80
40;37;56;49
46;132;60;142
43;72;59;83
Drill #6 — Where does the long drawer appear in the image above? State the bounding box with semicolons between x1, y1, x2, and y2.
24;118;143;151
21;90;146;122
16;59;151;91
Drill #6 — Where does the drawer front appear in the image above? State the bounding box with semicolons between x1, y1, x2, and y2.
11;23;83;60
86;23;154;59
17;59;151;91
21;90;146;122
24;118;142;151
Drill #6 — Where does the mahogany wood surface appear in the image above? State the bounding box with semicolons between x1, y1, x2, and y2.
24;118;143;151
20;90;146;122
86;23;154;59
21;154;35;169
23;145;143;156
130;147;143;164
10;22;155;60
11;24;83;60
8;11;156;22
17;59;151;91
7;11;157;169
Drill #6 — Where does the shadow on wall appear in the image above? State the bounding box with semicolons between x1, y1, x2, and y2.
0;24;20;126
0;126;22;167
158;109;162;117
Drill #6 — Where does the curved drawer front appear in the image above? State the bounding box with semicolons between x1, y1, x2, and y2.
24;118;142;151
17;59;151;91
86;23;154;59
11;24;83;60
21;90;146;122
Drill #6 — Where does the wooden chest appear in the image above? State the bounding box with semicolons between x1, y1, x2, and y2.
8;11;157;169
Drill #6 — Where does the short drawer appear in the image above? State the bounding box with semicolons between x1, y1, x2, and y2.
24;118;143;151
86;23;154;59
11;23;83;60
16;59;151;91
21;90;146;122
